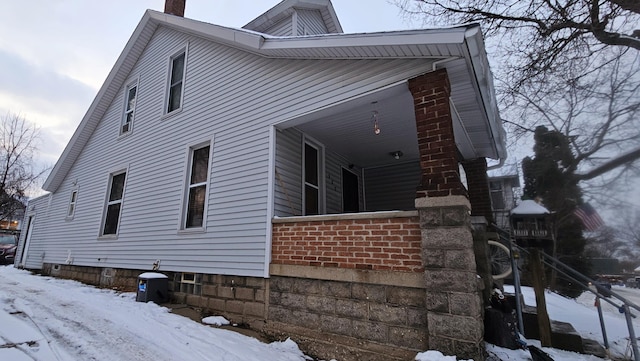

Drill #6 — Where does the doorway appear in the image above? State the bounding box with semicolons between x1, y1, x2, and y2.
342;168;359;213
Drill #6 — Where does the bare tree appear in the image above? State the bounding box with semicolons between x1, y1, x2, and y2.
0;112;47;222
508;50;640;204
395;0;640;87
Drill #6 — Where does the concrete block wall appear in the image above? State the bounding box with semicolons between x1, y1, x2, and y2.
265;266;428;361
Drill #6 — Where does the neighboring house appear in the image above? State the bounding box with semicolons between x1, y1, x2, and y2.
16;0;507;360
489;172;520;231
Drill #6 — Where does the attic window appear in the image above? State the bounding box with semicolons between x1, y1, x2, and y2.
121;81;137;135
166;49;187;114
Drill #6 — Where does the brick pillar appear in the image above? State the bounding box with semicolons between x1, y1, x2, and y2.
164;0;186;17
462;158;493;224
408;69;466;199
410;70;484;360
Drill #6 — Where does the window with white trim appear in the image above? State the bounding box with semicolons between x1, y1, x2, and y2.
121;81;137;134
303;140;323;216
183;145;210;229
166;50;186;113
102;171;126;236
67;189;78;219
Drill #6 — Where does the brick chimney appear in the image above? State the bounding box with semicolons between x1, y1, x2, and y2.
164;0;185;17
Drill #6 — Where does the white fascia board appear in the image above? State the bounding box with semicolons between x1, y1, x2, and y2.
261;29;466;50
150;11;266;49
463;25;507;161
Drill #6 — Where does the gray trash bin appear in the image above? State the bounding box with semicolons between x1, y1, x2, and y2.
136;272;169;303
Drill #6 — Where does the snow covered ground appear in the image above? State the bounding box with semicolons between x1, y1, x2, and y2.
1;265;639;361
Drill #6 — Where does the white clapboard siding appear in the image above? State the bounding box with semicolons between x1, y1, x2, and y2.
274;128;303;217
364;161;421;211
265;16;294;36
325;149;362;214
297;9;328;35
27;25;438;276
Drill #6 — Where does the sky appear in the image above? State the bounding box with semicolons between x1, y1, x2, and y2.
0;0;636;230
1;265;637;360
0;0;416;169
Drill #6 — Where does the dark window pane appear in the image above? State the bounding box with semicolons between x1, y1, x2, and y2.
167;83;182;112
109;173;126;201
305;185;318;215
103;203;121;235
190;146;210;184
305;144;318;185
126;86;137;111
171;53;185;84
186;185;206;228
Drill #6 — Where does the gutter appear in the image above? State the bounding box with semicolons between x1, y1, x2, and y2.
463;24;508;163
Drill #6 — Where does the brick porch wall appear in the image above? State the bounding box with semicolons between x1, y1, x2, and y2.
271;212;422;272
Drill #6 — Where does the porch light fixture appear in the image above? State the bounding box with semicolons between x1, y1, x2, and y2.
390;151;403;160
372;110;381;135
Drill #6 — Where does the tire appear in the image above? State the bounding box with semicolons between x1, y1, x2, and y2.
488;240;512;280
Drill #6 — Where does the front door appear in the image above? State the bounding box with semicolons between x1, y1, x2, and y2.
342;168;359;213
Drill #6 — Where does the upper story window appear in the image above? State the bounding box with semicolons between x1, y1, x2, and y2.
102;171;127;236
121;81;138;135
183;144;211;229
166;49;187;114
67;189;78;219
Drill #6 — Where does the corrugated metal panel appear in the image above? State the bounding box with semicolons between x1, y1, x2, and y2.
364;162;421;211
297;9;328;35
265;16;293;36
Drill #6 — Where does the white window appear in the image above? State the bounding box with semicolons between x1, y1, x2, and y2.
183;144;210;229
121;81;138;134
102;171;126;236
67;189;78;219
166;49;186;114
303;139;324;215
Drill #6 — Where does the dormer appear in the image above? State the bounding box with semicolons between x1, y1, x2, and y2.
243;0;343;36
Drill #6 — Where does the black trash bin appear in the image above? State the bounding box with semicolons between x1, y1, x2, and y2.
136;272;168;303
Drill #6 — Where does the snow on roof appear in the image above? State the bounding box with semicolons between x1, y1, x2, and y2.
510;199;550;215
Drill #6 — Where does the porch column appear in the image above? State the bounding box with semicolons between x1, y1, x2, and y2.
409;69;484;360
462;158;494;224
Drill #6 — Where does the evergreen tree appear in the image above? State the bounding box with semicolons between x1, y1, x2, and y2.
521;126;589;297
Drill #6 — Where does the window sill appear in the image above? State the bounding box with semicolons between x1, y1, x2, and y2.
97;234;119;241
177;227;206;235
161;107;183;120
118;130;133;140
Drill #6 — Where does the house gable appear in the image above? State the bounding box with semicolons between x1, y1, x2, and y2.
43;9;506;194
242;0;342;35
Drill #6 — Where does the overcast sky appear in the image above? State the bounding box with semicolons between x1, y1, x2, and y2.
0;0;417;169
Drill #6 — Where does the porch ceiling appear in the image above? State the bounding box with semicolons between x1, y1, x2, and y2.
291;83;420;168
279;60;489;169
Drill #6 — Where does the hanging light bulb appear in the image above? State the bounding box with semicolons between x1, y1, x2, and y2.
372;110;381;135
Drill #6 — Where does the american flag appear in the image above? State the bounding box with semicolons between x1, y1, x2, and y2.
574;203;605;232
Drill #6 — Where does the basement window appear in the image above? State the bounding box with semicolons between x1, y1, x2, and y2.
174;272;202;295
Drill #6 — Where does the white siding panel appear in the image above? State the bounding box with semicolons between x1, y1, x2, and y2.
364;162;421;211
32;26;438;277
265;17;293;36
297;9;328;35
325;150;362;214
274;128;303;216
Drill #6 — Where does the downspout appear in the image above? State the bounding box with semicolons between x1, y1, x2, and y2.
432;57;458;71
